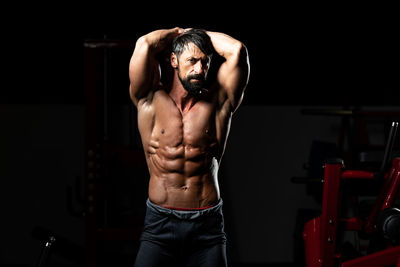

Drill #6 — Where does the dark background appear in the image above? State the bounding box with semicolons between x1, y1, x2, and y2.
3;2;398;105
1;2;399;267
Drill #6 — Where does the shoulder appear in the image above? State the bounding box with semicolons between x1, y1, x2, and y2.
137;86;171;110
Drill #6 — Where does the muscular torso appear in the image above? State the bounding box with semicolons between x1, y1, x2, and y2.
137;88;232;208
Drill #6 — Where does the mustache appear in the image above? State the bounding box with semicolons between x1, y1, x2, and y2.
187;74;205;82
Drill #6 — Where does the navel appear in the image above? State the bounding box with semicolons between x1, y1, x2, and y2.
181;185;189;191
161;129;165;134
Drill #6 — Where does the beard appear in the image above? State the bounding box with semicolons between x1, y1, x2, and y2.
178;70;206;97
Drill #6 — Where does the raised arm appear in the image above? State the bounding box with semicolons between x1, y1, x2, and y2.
206;31;250;113
129;27;183;106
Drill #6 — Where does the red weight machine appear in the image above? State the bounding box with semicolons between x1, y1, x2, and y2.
303;122;400;267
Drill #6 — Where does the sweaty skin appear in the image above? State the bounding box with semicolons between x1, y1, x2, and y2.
129;27;249;208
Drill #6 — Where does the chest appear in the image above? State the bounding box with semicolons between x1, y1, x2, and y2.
153;98;217;147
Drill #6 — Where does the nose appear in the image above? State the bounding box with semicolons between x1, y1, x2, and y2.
194;61;205;74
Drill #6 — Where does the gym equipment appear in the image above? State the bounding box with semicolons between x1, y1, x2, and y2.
35;235;56;267
303;121;400;267
84;38;147;267
376;207;400;243
32;226;85;266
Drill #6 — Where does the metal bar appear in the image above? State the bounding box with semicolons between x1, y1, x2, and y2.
382;158;400;210
364;158;398;233
380;122;399;173
301;109;400;118
320;159;344;267
303;217;322;267
84;39;135;49
341;170;374;180
35;236;56;267
84;46;103;267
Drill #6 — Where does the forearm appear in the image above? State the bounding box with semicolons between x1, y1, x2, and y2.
138;27;183;54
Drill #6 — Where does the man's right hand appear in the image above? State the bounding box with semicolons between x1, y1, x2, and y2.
143;27;184;53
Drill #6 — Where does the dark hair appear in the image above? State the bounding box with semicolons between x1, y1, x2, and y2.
172;29;214;58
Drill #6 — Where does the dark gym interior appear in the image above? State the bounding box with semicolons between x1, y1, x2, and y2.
1;3;399;267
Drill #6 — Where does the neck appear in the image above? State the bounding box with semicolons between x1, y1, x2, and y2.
169;72;197;113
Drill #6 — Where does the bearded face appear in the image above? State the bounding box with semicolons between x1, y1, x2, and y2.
177;70;206;96
171;42;211;97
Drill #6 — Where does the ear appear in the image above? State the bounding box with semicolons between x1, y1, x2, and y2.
170;52;178;69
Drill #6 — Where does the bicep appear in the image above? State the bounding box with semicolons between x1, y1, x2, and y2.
129;39;160;105
216;45;250;112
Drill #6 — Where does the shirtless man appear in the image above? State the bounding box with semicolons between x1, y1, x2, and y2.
129;27;250;267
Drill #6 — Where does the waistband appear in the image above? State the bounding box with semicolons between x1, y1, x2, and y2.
146;198;223;220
